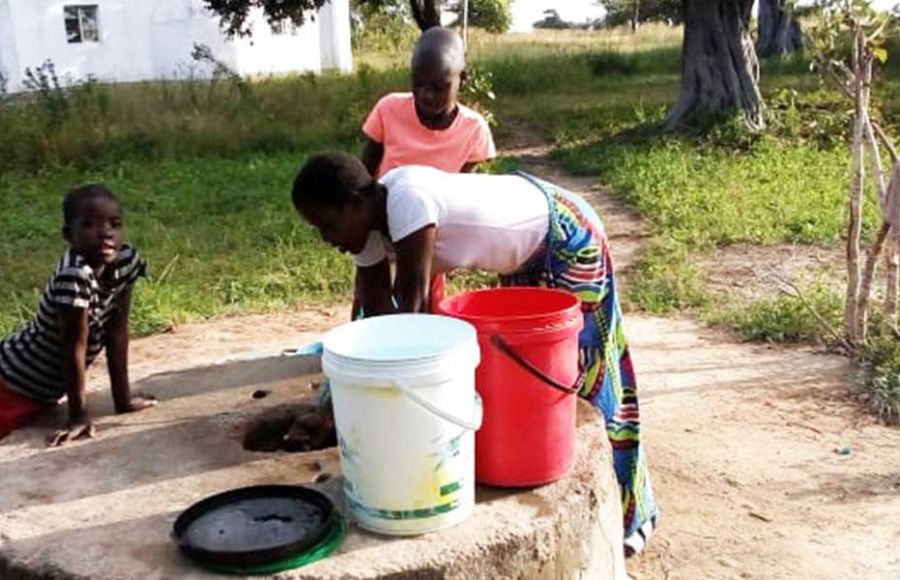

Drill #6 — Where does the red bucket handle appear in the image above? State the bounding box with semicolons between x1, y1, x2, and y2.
489;335;584;396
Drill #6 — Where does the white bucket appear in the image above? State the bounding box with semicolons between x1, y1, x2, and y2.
322;314;482;536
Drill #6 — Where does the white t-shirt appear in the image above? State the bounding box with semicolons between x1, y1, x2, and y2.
353;166;549;275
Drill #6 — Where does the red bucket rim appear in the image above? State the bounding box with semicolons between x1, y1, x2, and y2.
436;288;581;328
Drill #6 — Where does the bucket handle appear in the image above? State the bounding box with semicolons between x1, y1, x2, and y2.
489;335;584;396
392;381;483;432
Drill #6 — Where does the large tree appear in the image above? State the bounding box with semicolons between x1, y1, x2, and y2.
667;0;763;130
757;0;803;58
204;0;441;36
409;0;441;30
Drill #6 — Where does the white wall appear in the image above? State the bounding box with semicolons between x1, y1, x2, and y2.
318;0;353;73
1;0;353;93
6;1;157;88
230;9;324;76
0;0;20;91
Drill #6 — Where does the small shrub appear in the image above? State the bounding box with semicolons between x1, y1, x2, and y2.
721;285;843;343
190;43;255;103
22;60;69;129
766;88;854;148
854;335;900;425
462;65;497;128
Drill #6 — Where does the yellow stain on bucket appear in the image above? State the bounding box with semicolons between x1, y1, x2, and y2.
361;384;401;398
411;461;452;507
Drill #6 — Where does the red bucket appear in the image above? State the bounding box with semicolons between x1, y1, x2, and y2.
436;288;583;487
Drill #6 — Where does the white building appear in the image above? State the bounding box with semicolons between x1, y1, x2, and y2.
0;0;353;93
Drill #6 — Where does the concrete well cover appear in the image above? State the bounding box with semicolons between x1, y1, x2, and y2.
0;355;625;579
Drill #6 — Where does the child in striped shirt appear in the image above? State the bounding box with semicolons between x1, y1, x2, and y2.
0;185;156;446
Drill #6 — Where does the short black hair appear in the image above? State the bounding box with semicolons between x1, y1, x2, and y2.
292;152;376;211
63;184;121;226
412;27;465;75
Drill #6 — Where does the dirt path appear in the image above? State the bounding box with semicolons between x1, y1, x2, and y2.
62;121;900;579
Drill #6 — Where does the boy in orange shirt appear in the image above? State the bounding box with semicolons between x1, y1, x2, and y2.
361;27;496;178
357;27;496;313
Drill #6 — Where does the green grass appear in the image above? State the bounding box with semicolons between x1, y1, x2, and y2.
0;153;355;337
709;283;844;343
485;33;899;339
854;334;900;425
0;65;408;174
2;26;899;347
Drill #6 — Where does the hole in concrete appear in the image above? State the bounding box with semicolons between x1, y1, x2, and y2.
242;404;336;453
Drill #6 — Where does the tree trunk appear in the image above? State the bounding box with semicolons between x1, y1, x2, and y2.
886;163;900;327
666;0;764;130
757;0;803;58
846;34;865;343
631;1;641;33
885;243;899;327
856;53;882;339
410;0;441;31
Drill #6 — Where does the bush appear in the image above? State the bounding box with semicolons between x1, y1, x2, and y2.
0;61;408;175
351;0;419;53
723;285;843;343
447;0;512;34
854;335;900;425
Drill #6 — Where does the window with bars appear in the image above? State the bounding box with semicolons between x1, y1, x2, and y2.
270;19;297;35
64;5;99;43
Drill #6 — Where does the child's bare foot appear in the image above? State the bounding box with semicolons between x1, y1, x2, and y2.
117;393;158;414
47;417;95;447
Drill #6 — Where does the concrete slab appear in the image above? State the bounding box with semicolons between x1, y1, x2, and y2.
0;355;625;579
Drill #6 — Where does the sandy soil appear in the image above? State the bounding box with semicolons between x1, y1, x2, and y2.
699;243;845;305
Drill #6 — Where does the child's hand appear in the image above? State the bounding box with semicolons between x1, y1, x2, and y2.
117;393;158;414
46;417;95;447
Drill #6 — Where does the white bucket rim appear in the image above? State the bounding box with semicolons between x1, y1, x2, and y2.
322;314;478;364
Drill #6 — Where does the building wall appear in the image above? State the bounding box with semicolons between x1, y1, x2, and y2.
0;1;20;91
1;0;352;93
318;0;352;72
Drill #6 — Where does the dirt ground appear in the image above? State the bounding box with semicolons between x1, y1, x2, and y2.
31;123;900;579
698;243;845;305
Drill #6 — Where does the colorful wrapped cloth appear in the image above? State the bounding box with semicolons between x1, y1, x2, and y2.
502;173;659;553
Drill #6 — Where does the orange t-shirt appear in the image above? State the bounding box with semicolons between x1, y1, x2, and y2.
363;93;496;179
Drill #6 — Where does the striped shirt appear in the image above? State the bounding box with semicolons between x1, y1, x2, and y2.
0;245;146;404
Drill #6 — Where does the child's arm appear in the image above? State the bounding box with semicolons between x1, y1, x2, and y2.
361;137;384;177
105;286;156;414
392;226;436;313
357;259;395;316
48;306;93;446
